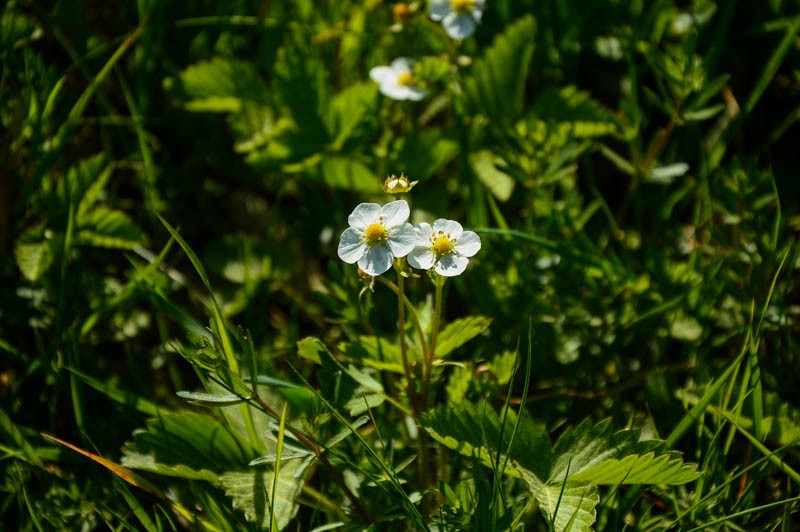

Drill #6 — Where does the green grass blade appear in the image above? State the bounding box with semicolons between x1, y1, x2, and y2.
270;402;289;532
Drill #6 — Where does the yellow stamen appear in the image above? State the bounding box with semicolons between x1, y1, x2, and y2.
364;222;389;245
397;72;414;86
451;0;476;14
431;232;455;256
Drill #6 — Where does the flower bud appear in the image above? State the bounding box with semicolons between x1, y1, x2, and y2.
383;173;419;195
394;3;411;23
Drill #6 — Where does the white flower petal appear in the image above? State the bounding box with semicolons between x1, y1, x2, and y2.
429;0;450;21
390;57;414;74
358;245;394;276
404;87;428;101
435;254;469;276
433;219;464;239
380;200;410;228
348;203;381;230
380;83;411;100
454;230;481;257
408;247;436;270
387;223;417;257
338;228;367;264
414;222;434;244
369;66;397;85
443;12;476;39
472;0;486;21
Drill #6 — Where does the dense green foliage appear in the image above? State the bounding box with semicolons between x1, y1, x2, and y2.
2;0;800;530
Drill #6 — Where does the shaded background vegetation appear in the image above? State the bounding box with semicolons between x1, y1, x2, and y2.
2;0;799;529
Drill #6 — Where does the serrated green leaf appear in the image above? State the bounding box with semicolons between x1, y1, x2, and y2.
340;335;420;373
517;472;598;532
435;316;492;359
345;393;384;416
318;156;378;191
470;151;515;202
274;33;330;150
176;390;248;406
568;452;702;485
121;411;257;480
422;402;552;481
446;365;472;404
549;419;641;483
392;129;459;180
344;365;384;394
465;16;536;129
77;207;143;249
297;337;329;365
168;57;269;112
296;337;363;410
231;103;276;153
491;351;517;386
72;154;111;219
529;87;619;138
326;82;377;151
425;404;700;531
252;375;317;414
219;468;303;530
14;228;62;282
120;450;220;482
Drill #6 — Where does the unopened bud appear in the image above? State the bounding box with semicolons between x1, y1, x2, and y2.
383;173;418;195
394;3;411;22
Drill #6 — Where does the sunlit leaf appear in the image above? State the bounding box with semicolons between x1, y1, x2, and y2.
121;411;257;481
77;207;143;249
470;151;515;202
435;316;492;359
220;467;303;530
465;15;536;129
167;57;269;112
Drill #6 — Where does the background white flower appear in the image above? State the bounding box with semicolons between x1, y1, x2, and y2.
407;219;481;276
369;58;428;101
429;0;485;40
338;200;417;276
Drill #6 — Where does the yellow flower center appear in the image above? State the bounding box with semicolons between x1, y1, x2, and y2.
364;222;389;245
451;0;475;14
397;72;414;86
431;231;456;256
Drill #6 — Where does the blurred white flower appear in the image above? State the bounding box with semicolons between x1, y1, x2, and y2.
430;0;485;40
407;219;481;276
369;58;428;101
338;200;417;276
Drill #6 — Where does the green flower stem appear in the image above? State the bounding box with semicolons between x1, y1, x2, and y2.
376;276;430;369
422;275;445;410
381;271;431;495
396;266;420;417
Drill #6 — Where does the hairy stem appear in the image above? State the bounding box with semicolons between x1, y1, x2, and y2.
376;276;429;365
422;276;445;410
397;270;419;417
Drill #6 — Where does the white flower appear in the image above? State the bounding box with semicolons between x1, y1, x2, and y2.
429;0;485;40
338;200;417;276
369;58;428;101
407;219;481;276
